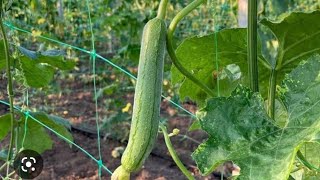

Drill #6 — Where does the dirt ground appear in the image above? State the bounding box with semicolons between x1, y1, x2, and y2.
0;72;224;180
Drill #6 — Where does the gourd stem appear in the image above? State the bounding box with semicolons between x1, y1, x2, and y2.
159;124;195;180
167;0;215;97
0;162;7;171
248;0;259;92
5;171;16;179
267;69;276;119
0;0;15;176
157;0;170;19
297;150;320;172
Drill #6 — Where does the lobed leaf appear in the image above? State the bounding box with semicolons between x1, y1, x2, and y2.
193;55;320;179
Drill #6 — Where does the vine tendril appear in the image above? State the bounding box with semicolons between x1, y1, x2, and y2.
167;0;215;97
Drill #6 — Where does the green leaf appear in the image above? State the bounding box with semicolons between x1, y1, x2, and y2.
260;11;320;80
0;113;11;141
18;112;73;154
274;99;289;128
279;54;320;129
18;46;38;59
0;149;8;161
301;142;320;169
19;56;55;87
298;142;320;179
312;133;320;144
171;28;269;106
31;112;73;143
172;11;320;106
193;54;320;180
18;119;53;154
17;46;75;87
39;49;75;70
46;114;72;130
188;119;201;131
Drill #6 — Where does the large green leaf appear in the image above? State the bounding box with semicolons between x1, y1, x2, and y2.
31;112;73;142
172;11;320;106
259;11;320;92
19;56;55;87
18;119;53;154
39;49;75;70
18;46;75;70
171;28;269;106
17;112;73;154
192;55;320;179
17;47;75;87
0;114;11;140
312;133;320;144
261;11;320;71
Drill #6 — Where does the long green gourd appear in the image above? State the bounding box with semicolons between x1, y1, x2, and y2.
111;1;168;179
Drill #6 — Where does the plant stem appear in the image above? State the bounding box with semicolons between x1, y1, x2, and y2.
0;162;7;171
297;150;320;172
177;134;201;144
4;171;15;179
267;69;277;119
167;0;215;97
0;2;15;176
159;124;195;180
288;175;296;180
15;124;20;151
248;0;259;92
156;0;169;19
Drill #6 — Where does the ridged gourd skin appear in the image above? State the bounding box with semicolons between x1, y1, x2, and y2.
111;17;166;180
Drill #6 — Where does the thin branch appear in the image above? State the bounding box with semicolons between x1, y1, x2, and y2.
159;124;195;180
0;1;15;176
167;0;215;97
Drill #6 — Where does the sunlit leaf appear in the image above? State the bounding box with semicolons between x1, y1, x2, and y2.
171;28;268;106
193;55;320;179
172;11;320;107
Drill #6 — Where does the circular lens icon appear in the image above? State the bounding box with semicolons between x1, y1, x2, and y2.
13;149;43;179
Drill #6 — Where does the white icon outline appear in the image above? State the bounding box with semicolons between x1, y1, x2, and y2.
21;157;37;172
